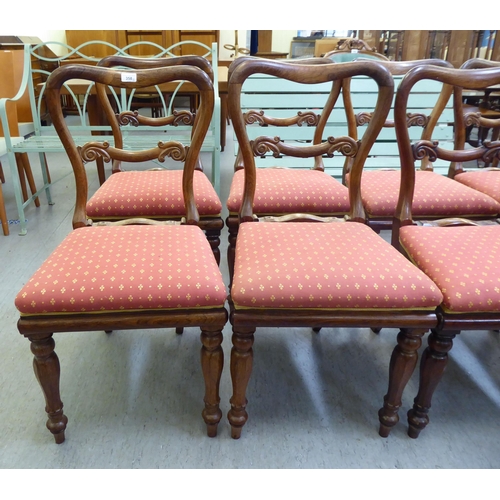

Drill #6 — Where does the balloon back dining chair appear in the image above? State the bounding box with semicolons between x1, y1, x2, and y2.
14;63;228;443
384;63;500;438
226;57;444;439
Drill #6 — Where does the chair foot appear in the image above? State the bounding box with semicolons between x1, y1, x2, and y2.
176;327;184;334
105;330;113;334
312;327;321;333
371;327;381;334
378;422;392;438
230;424;243;439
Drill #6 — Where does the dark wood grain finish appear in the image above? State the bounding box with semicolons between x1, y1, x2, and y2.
391;63;500;437
226;57;442;439
18;63;228;443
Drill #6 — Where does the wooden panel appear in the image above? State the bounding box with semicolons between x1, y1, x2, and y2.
444;31;469;68
258;31;273;52
0;50;20;136
65;31;118;57
9;49;31;123
65;30;216;57
314;38;342;57
177;31;219;56
402;30;427;61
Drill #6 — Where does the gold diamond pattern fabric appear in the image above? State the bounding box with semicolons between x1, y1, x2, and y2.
87;170;222;219
15;225;227;315
226;168;350;215
347;170;500;218
232;221;443;310
454;170;500;203
400;225;500;313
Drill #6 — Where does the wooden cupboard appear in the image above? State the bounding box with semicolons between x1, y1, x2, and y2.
65;30;219;57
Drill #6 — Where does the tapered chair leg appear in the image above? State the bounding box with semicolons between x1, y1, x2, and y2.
378;328;427;437
407;330;457;439
29;334;68;444
228;328;255;439
200;327;224;437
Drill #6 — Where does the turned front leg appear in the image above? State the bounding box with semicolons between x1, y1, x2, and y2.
407;330;457;439
228;328;255;439
29;334;68;444
378;328;426;437
200;328;224;437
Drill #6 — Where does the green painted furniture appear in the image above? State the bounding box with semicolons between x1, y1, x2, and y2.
0;40;221;235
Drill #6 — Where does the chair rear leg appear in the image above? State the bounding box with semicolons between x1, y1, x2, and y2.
205;228;221;266
407;329;457;439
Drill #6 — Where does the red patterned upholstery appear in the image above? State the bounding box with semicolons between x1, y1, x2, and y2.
87;170;222;220
226;168;350;215
346;170;500;217
400;225;500;313
232;221;443;310
454;170;500;203
15;225;227;315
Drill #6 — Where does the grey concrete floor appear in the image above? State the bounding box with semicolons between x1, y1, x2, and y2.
1;124;500;470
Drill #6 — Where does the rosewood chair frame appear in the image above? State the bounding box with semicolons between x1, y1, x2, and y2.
227;58;443;439
383;64;500;438
92;55;223;264
452;58;500;175
226;56;348;285
15;63;228;444
332;59;497;234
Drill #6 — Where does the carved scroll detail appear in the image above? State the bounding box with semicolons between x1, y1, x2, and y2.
244;110;266;125
463;111;482;127
356;112;429;128
406;113;429;127
413;139;500;164
157;142;189;162
482;141;500;163
356;112;372;126
78;142;112;163
116;110;195;127
296;111;321;126
251;135;359;158
117;111;140;126
412;140;439;162
252;136;282;157
243;110;320;127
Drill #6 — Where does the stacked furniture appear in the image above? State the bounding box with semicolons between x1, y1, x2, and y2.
0;39;221;235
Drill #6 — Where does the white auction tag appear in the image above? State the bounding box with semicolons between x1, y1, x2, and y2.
121;72;137;82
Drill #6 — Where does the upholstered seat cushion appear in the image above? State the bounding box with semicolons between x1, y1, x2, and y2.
15;225;227;315
226;168;350;215
400;225;500;313
346;170;500;218
232;221;443;310
454;170;500;203
87;170;222;219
